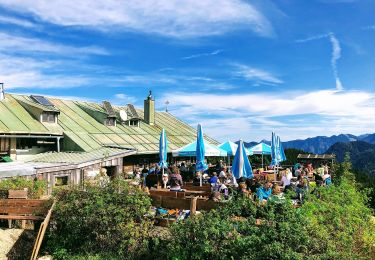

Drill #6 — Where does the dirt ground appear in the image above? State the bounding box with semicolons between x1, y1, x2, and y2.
0;228;36;260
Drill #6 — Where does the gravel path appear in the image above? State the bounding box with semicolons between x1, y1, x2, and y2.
0;228;36;260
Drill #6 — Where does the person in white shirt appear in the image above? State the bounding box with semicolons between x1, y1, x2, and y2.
281;168;292;189
219;168;227;183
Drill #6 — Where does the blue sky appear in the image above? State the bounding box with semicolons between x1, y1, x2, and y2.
1;0;375;142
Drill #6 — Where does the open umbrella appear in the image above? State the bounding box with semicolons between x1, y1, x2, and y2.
219;141;252;156
248;142;271;169
196;124;208;186
172;141;227;157
219;141;251;172
232;140;253;179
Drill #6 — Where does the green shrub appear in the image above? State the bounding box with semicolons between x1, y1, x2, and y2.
0;176;46;198
46;179;153;259
160;198;309;260
301;178;375;258
158;178;374;259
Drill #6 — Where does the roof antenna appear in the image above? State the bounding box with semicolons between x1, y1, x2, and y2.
165;100;169;112
0;83;4;101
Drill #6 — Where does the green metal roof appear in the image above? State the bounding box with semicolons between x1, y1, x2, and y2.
30;147;135;164
1;93;219;154
0;94;63;135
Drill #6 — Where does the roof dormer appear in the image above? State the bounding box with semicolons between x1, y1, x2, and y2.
118;104;141;127
77;101;118;127
17;95;60;124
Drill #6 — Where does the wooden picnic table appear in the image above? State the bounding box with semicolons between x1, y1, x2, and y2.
184;190;207;196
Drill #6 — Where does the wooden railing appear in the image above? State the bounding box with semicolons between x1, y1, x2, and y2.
30;201;55;260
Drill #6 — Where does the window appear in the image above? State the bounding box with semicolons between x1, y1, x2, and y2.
55;176;69;186
41;112;56;123
129;119;139;127
106;117;116;126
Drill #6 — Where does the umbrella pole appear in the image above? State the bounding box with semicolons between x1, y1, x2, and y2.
200;171;202;187
261;153;264;169
162;167;165;189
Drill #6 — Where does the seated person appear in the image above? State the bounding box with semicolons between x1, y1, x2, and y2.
294;166;302;177
169;167;183;191
238;182;251;198
162;173;169;189
269;183;284;202
219;168;227;183
256;181;273;202
249;179;261;194
209;172;218;186
193;172;202;186
225;173;238;187
322;173;332;185
281;169;292;189
211;191;222;202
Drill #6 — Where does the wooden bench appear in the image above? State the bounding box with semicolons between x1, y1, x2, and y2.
0;199;52;229
184;184;212;192
149;189;185;198
150;195;220;212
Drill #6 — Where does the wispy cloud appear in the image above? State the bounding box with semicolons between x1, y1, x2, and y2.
0;0;274;38
295;33;330;43
113;93;137;105
362;25;375;30
164;89;375;141
328;33;343;90
0;15;35;27
0;32;108;56
296;32;343;90
182;49;223;60
233;64;283;85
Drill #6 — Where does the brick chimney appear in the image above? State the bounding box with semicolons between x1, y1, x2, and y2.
144;90;155;125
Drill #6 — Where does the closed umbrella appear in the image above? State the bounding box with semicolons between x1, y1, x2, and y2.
278;136;287;162
270;132;279;180
159;129;168;188
159;128;168;170
232;140;253;179
196;124;208;186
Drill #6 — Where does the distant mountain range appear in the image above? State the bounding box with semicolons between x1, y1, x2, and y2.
242;133;375;154
326;141;375;177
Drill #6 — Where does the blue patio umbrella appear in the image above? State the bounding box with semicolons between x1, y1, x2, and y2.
232;140;253;179
249;142;271;169
270;132;279;167
172;141;227;157
248;142;272;155
219;141;252;156
158;128;168;170
196;124;208;172
278;136;287;162
196;124;208;186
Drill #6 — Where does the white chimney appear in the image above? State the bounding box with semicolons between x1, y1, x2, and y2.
0;83;4;101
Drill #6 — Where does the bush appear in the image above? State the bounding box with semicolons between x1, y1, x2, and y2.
301;178;375;258
46;179;153;259
157;177;374;259
0;177;46;198
160;198;309;260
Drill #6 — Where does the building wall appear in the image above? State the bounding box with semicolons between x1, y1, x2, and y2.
0;137;9;156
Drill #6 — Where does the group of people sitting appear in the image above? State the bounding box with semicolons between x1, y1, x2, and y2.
131;160;332;204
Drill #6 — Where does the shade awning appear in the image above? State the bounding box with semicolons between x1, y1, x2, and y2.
172;141;227;157
219;141;252;156
249;142;272;155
